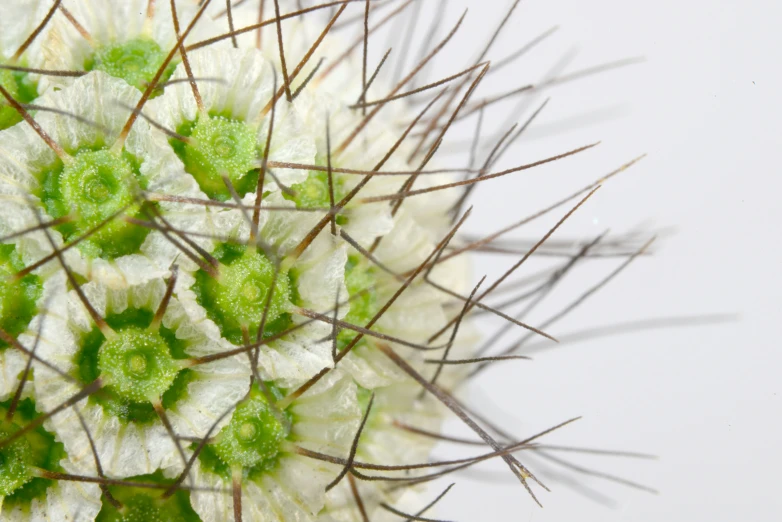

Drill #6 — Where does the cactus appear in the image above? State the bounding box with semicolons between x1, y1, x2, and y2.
0;1;652;520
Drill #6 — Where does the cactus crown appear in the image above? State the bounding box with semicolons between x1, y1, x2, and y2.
0;1;651;520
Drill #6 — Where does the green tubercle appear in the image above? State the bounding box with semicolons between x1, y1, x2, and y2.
0;244;42;351
213;385;288;469
171;115;259;201
75;308;192;424
0;423;33;497
199;384;289;480
193;243;292;346
0;64;38;131
40;148;152;259
98;327;179;403
96;471;201;522
85;38;174;92
339;255;381;350
0;398;67;510
286;169;349;225
287;171;340;208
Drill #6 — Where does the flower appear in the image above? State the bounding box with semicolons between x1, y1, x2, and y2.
147;46;318;197
40;0;221;92
0;71;210;288
0;395;101;521
33;276;251;478
0;0;59;130
173;195;349;387
188;370;361;522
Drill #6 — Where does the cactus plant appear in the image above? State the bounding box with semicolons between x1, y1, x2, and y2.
0;1;652;520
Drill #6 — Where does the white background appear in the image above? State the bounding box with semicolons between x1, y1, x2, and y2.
364;1;781;521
